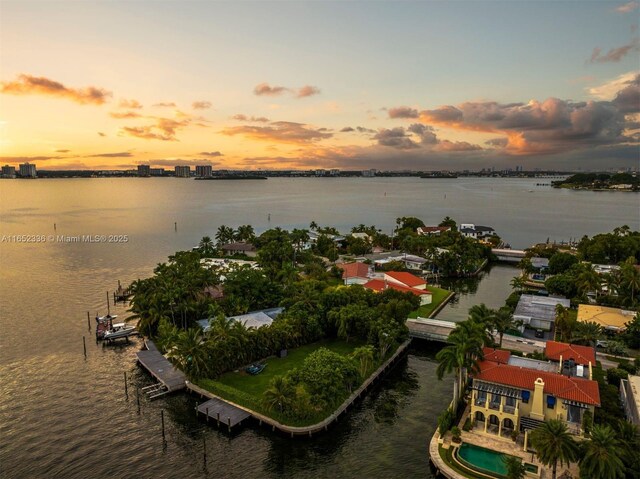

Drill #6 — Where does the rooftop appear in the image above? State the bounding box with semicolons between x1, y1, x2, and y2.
198;307;284;332
545;340;595;366
221;242;256;252
384;271;426;287
475;359;600;406
340;262;371;279
514;294;570;321
577;304;636;330
363;279;430;297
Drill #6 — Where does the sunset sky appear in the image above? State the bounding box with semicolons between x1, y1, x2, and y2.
1;1;638;171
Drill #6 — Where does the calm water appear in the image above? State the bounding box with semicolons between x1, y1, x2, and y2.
0;177;637;478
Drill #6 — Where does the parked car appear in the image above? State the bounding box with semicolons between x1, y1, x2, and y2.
534;329;544;338
596;340;609;349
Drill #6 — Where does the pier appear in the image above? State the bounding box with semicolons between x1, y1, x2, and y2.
197;398;251;431
136;340;186;399
407;318;456;342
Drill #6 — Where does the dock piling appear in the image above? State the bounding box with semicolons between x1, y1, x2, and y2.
206;407;209;424
161;409;165;439
106;291;110;315
203;436;207;468
227;417;231;433
137;388;141;414
124;371;128;398
216;412;220;426
87;311;91;331
83;336;87;358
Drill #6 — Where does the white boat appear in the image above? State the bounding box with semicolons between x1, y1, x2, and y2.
103;323;137;341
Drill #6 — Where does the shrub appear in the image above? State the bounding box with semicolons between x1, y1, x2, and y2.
451;426;462;443
618;361;638;375
462;417;472;432
582;410;593;435
606;368;629;388
438;408;454;436
606;340;628;356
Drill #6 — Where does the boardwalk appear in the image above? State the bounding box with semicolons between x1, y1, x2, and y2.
136;342;186;392
197;398;251;430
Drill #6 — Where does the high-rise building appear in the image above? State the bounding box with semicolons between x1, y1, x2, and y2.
149;168;165;176
137;165;151;177
175;166;191;178
195;165;212;177
18;162;37;178
2;165;16;178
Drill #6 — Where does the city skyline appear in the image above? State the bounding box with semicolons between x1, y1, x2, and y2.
1;1;638;171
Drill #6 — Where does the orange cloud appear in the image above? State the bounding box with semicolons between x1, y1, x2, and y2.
221;121;332;144
0;74;111;104
192;100;212;109
109;111;143;119
119;99;142;109
254;83;289;96
296;85;321;98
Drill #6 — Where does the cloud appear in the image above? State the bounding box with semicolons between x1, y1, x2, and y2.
589;39;639;63
340;127;355;132
118;99;142;109
616;1;639;12
388;106;419;119
109;111;143;119
437;140;482;151
119;114;194;141
98;132;106;137
221;121;332;144
55;149;70;153
588;71;639;99
254;82;321;99
612;73;640;113
192;101;212;109
86;151;134;158
199;151;223;157
231;114;270;122
296;85;321;98
374;128;420;149
0;74;111;104
418;95;636;155
153;102;176;108
485;138;509;147
254;83;289;96
0;155;67;163
407;123;439;144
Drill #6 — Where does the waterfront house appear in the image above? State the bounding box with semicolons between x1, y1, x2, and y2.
577;304;635;332
513;294;570;331
459;223;496;240
470;344;600;449
383;271;427;290
339;262;373;285
363;278;432;305
221;242;257;257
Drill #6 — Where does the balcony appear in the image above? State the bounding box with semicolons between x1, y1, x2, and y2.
475;398;487;407
503;405;516;414
489;402;501;411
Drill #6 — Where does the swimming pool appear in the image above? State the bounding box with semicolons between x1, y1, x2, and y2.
455;442;516;477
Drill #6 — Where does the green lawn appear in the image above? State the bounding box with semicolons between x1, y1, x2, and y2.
196;338;367;426
408;286;452;319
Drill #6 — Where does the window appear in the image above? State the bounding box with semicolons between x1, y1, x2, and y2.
521;390;530;403
547;395;556;409
505;396;516;407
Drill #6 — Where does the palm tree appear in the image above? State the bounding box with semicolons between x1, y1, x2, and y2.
554;304;575;343
572;320;602;354
621;257;640;304
530;419;579;479
309;220;318;231
510;276;526;293
351;345;375;378
616;419;640;474
579;424;626;479
577;265;601;298
503;455;526;479
468;303;495;328
166;328;209;380
436;343;466;406
262;376;295;414
492;307;517;347
215;225;235;246
235;224;255;242
198;236;215;257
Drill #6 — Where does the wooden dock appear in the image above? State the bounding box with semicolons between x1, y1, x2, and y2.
197;398;251;431
136;341;186;398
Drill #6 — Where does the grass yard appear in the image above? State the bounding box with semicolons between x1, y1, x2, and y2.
408;286;452;319
197;338;367;426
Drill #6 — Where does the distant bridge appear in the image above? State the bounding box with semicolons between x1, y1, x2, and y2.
491;248;526;263
407;318;456;342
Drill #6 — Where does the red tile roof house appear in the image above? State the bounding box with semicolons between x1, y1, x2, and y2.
469;344;600;448
363;277;432;305
383;271;428;290
339;262;373;285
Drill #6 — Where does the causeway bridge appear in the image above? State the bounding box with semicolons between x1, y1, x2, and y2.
491;248;526;263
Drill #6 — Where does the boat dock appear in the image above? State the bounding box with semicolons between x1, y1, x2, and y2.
196;398;251;431
136;340;186;399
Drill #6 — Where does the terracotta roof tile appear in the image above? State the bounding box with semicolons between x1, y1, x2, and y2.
340;262;370;279
384;271;427;288
545;341;595;366
363;279;431;297
475;360;600;406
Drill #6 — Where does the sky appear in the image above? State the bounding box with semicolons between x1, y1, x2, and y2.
0;1;638;171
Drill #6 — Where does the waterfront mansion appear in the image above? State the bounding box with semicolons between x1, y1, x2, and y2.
470;341;600;450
